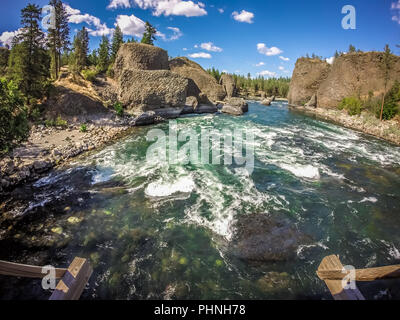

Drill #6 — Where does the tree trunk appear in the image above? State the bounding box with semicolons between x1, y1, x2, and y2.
380;85;387;121
380;94;385;121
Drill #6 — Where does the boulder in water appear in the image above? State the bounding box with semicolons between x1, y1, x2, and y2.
221;97;248;116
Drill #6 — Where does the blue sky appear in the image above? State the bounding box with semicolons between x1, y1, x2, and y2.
1;0;399;78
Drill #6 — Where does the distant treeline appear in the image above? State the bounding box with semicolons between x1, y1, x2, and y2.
207;67;291;97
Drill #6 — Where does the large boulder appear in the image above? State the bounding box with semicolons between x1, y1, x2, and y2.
221;97;248;116
287;58;331;106
230;213;312;262
113;43;169;78
117;69;188;115
169;57;226;103
219;74;236;98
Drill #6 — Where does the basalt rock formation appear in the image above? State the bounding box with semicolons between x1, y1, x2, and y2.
287;58;331;106
169;57;226;103
288;52;400;108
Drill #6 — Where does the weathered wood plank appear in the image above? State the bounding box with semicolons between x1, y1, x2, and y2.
317;264;400;281
0;260;67;279
49;257;92;300
317;255;365;300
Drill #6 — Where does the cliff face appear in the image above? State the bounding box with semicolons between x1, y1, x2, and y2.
287;58;330;106
289;52;400;108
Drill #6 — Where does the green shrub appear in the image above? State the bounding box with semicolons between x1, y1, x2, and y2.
0;78;29;153
81;69;98;82
375;81;400;120
45;116;68;128
338;97;363;116
376;101;398;120
114;102;124;117
80;124;87;133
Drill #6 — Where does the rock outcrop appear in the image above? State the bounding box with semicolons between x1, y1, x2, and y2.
45;85;111;123
219;74;236;98
287;58;331;106
230;213;311;262
117;69;188;115
113;44;190;117
289;52;400;108
317;52;400;108
169;57;226;103
113;43;169;79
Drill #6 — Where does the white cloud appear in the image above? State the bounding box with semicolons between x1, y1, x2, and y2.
255;62;265;67
200;42;222;52
0;29;22;47
257;70;277;77
257;43;283;56
279;56;290;61
115;14;146;37
65;4;113;36
278;66;285;71
188;52;212;59
130;0;207;17
326;57;335;65
232;10;254;23
183;48;188;51
218;8;224;14
107;0;131;9
391;1;400;24
158;26;183;41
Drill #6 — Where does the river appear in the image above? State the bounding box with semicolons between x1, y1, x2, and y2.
1;101;400;300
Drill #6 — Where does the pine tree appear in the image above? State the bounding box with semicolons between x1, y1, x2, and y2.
348;44;356;53
72;27;89;72
8;3;50;100
47;0;70;79
141;22;157;45
379;45;394;121
111;25;124;62
88;49;99;66
98;35;110;72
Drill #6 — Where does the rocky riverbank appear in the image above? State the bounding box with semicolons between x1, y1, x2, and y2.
289;104;400;146
0;121;136;194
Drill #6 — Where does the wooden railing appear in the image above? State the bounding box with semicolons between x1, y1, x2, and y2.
0;257;92;300
317;255;400;300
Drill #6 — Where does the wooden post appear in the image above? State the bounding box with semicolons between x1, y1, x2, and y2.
49;257;92;301
317;255;365;300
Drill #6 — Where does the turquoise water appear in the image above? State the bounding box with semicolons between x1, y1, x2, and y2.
1;101;400;300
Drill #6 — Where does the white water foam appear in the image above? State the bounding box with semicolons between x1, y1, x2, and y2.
145;176;195;197
280;164;320;180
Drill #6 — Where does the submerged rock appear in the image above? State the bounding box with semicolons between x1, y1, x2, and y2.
230;213;312;262
256;272;292;293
